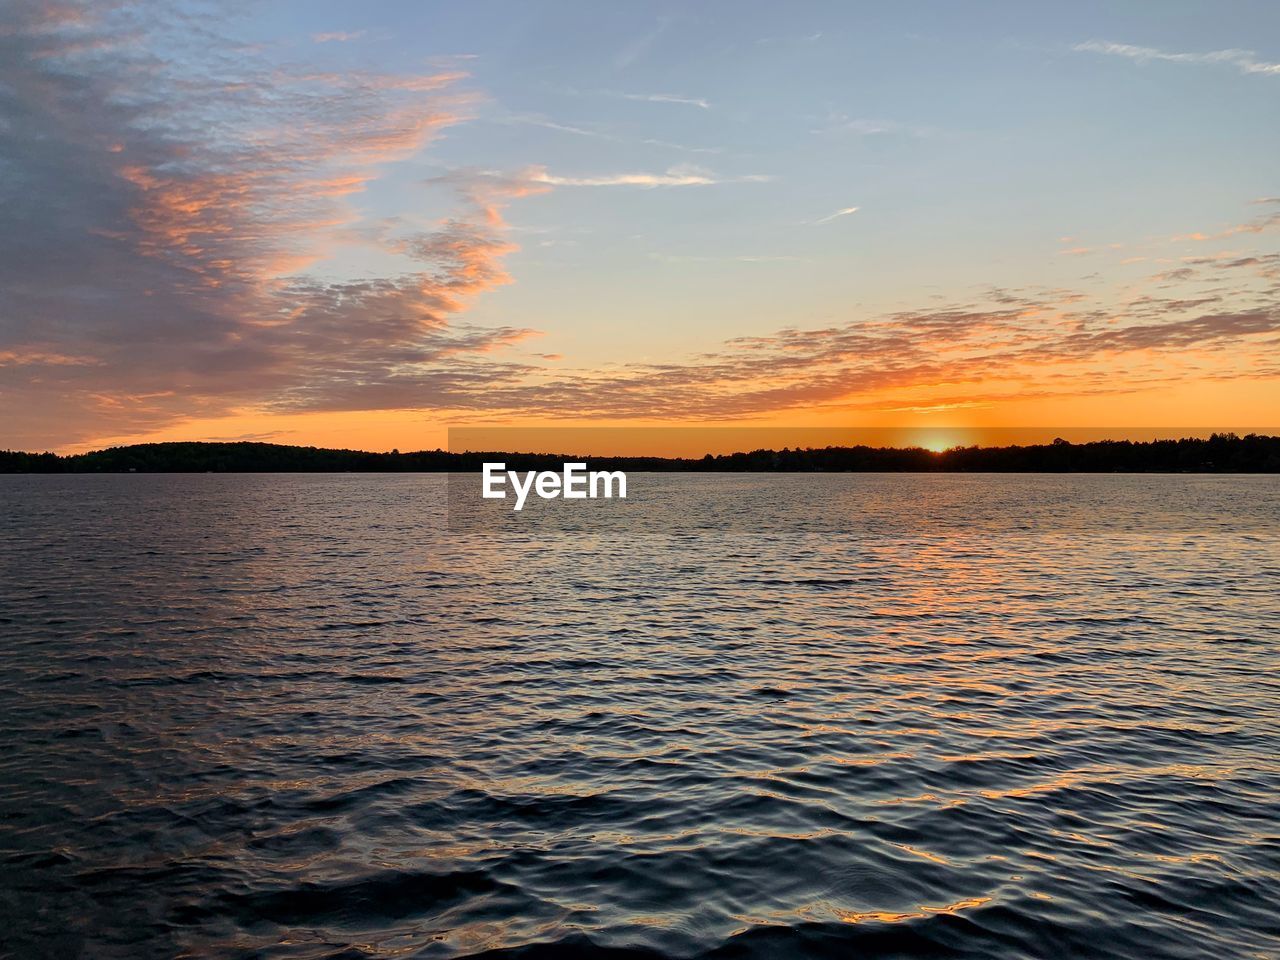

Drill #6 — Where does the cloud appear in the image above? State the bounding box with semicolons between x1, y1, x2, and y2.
202;431;290;442
812;205;860;225
649;254;805;264
499;113;721;154
543;236;1277;418
2;2;1276;449
525;166;770;188
1074;40;1280;77
810;113;939;139
614;17;673;69
362;273;1278;423
0;0;540;448
0;350;102;367
1172;203;1280;242
504;114;619;141
312;30;365;43
620;92;711;109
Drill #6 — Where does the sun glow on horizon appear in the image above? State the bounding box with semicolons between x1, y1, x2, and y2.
1;2;1277;453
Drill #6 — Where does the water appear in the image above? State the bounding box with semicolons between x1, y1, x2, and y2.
1;473;1278;959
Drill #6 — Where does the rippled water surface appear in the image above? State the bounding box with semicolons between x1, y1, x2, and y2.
2;473;1279;959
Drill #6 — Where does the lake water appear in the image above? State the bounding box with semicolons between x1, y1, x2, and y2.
1;473;1278;958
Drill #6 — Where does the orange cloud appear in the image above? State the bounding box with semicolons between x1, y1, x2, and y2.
0;1;533;449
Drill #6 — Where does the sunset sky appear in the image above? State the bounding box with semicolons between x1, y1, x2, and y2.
2;0;1278;453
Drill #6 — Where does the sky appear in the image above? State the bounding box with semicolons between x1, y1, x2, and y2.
1;0;1278;453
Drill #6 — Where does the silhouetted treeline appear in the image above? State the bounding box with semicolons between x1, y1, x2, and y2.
1;434;1278;473
695;433;1280;472
0;442;677;474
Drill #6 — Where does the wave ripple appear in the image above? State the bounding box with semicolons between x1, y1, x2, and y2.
1;473;1278;958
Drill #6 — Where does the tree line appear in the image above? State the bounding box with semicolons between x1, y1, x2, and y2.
1;434;1278;473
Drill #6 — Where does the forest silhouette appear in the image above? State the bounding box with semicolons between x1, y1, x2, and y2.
2;434;1278;473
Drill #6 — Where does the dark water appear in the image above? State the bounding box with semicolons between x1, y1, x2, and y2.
2;474;1278;959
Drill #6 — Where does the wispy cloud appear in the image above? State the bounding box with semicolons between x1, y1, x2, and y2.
638;138;722;155
811;113;939;139
312;30;365;43
620;92;711;109
811;205;860;225
1074;40;1280;77
1171;201;1280;242
526;166;770;188
402;289;1280;422
503;114;618;141
649;253;806;264
499;113;721;154
614;17;673;69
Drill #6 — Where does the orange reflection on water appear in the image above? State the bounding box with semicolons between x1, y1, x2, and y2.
980;771;1085;800
877;792;943;806
832;895;993;925
827;751;918;767
891;842;951;865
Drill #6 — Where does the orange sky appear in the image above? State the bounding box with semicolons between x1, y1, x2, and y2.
69;373;1279;457
4;3;1279;455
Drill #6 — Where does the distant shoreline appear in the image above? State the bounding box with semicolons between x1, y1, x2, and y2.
2;436;1278;473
